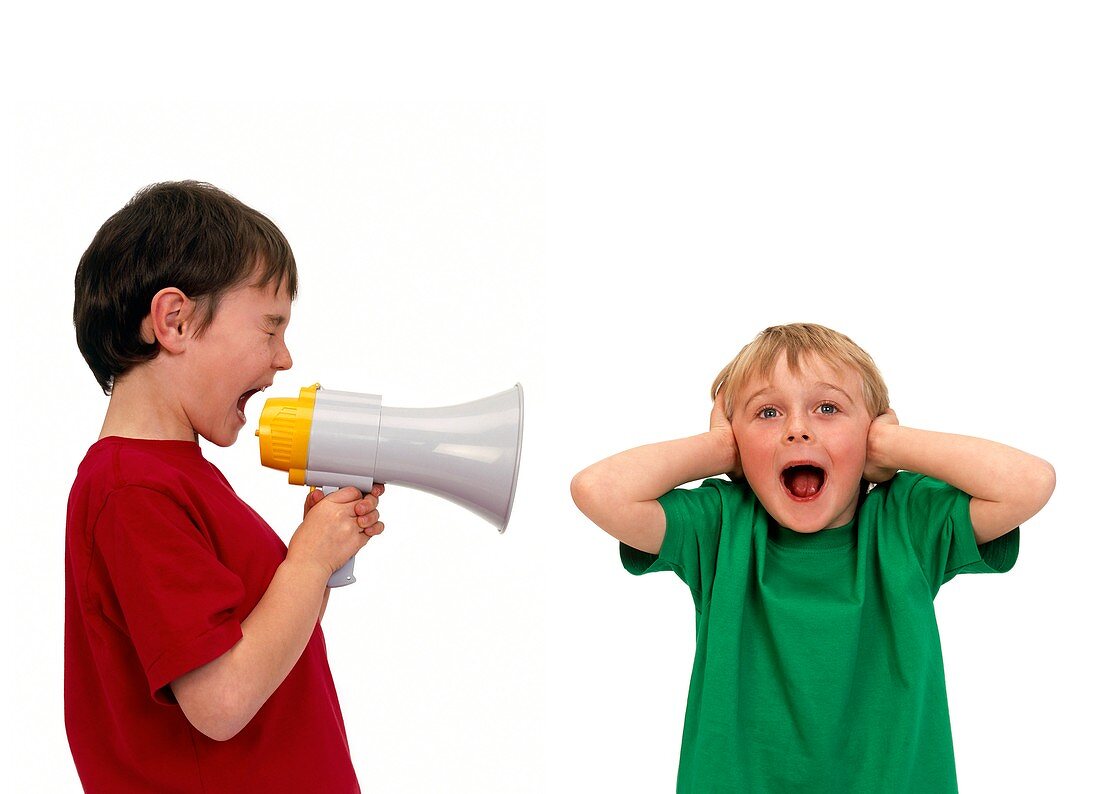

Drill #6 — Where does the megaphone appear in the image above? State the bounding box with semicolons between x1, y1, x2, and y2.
256;383;523;587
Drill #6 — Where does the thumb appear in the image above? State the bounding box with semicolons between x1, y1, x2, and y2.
326;486;364;503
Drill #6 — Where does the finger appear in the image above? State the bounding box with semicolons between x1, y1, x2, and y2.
354;496;379;515
303;488;322;514
371;483;386;497
356;510;380;528
710;388;731;427
358;520;384;536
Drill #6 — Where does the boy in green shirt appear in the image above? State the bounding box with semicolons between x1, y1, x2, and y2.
571;323;1054;793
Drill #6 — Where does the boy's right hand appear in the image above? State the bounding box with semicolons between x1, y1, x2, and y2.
710;388;742;479
287;485;385;582
864;409;900;483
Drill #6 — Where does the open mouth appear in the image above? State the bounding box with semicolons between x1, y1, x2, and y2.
781;463;826;500
236;387;265;421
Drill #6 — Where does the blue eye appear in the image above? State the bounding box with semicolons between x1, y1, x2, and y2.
759;406;779;419
818;402;838;415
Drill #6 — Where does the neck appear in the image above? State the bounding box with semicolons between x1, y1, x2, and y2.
99;364;197;442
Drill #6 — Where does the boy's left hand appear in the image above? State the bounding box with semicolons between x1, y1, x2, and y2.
304;483;386;522
864;409;900;483
301;484;384;622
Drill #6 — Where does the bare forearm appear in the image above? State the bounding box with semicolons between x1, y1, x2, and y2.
575;432;732;507
870;424;1055;541
173;559;328;740
572;431;734;552
874;425;1030;500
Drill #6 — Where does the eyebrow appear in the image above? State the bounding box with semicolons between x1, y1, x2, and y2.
742;388;772;412
815;381;855;402
742;381;855;411
263;314;287;328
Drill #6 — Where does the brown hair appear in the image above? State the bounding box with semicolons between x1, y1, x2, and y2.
711;323;889;418
74;181;298;394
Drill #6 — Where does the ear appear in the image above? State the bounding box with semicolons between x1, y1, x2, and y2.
142;288;194;353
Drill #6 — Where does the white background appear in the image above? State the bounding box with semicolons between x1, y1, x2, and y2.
2;2;1097;792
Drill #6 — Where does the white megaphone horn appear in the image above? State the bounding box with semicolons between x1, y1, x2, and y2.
256;383;523;588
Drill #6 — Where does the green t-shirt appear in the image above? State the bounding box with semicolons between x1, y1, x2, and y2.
621;471;1019;793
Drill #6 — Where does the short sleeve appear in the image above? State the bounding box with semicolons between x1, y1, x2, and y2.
92;486;246;703
620;479;729;608
887;472;1020;596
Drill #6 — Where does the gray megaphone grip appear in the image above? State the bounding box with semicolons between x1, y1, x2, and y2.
318;485;361;588
329;556;357;588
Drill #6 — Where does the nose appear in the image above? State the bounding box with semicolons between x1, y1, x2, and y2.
784;416;813;444
274;339;293;372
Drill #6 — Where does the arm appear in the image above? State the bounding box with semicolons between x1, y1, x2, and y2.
171;484;385;741
571;396;738;554
866;417;1055;545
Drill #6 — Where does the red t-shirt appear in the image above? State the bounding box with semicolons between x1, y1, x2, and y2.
65;437;360;793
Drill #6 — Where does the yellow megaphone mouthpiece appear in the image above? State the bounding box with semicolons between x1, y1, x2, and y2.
254;383;319;485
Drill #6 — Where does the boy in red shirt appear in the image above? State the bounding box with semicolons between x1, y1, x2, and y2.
66;181;383;792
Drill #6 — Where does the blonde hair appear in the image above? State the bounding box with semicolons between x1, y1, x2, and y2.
711;323;889;418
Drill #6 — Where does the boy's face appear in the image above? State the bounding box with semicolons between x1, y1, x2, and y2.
181;278;293;447
730;354;872;533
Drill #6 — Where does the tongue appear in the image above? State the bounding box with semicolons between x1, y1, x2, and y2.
788;468;823;498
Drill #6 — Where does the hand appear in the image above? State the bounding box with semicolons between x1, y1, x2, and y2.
710;387;742;479
303;483;386;527
289;485;386;580
864;409;900;483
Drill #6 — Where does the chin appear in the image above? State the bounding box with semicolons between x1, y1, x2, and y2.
761;492;850;533
775;511;831;533
200;425;242;448
784;521;828;534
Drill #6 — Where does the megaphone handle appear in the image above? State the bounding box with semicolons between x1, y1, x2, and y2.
328;556;357;588
315;486;358;588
